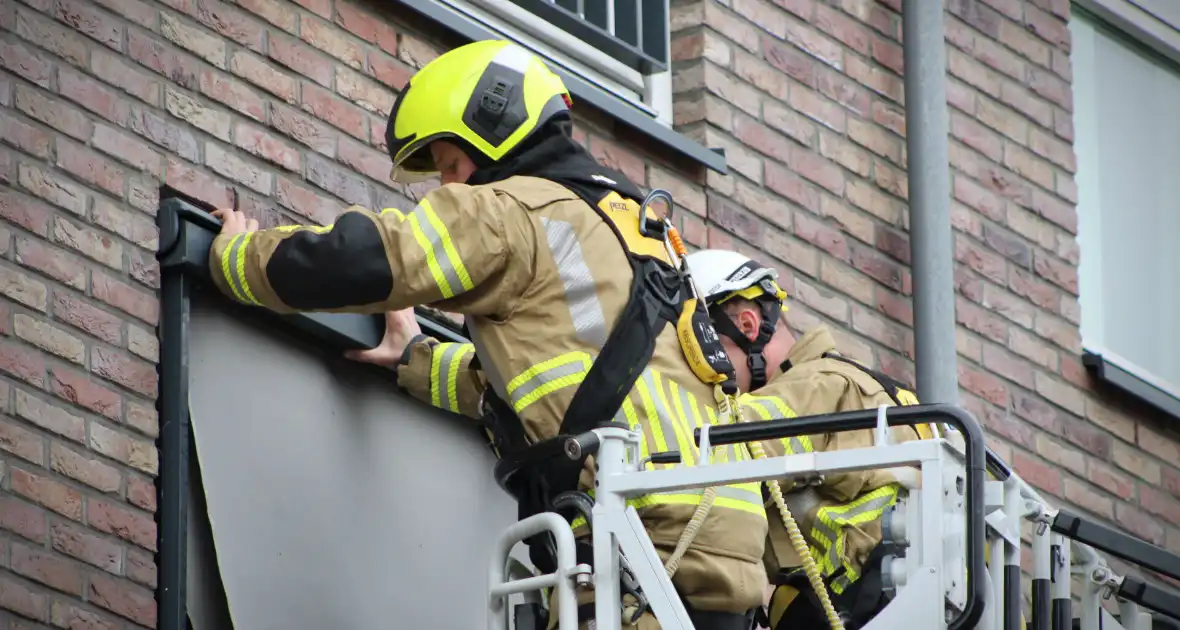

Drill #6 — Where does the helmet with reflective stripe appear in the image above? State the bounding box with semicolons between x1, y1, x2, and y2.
383;39;573;183
687;249;788;308
686;249;789;391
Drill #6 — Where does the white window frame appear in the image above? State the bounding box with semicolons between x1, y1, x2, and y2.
1071;2;1180;408
433;0;674;125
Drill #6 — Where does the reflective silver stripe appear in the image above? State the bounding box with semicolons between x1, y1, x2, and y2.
746;398;809;454
508;356;588;411
435;343;466;413
811;515;843;574
467;322;507;401
642;370;686;461
410;204;467;298
226;234;255;304
540;218;608;349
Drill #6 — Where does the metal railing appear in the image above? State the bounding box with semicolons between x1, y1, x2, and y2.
507;0;669;74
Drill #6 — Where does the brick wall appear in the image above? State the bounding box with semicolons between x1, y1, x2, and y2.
0;0;1175;626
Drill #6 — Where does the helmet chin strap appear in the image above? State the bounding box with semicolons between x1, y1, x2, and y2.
709;298;781;391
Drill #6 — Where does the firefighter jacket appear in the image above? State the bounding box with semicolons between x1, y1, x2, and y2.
397;336;483;419
207;172;770;613
740;326;926;595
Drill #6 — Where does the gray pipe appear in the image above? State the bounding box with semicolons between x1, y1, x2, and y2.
902;0;959;404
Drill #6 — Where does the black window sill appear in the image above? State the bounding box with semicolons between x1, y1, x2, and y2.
1083;348;1180;421
385;0;729;175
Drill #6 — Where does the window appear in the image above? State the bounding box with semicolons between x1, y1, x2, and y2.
1071;10;1180;406
431;0;672;123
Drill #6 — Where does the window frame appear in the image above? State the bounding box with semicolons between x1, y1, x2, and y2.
1071;2;1180;420
389;0;719;171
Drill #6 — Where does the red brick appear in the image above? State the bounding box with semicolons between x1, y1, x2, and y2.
874;225;909;265
230;50;297;103
819;196;873;245
14;85;91;142
1007;267;1058;312
275;177;341;225
90;419;156;474
163;86;231;142
398;32;441;69
338;137;392;185
54;0;123;49
51;521;120;575
52;443;122;494
90;124;162;177
813;3;870;55
0;417;45;464
0;111;52;159
794;277;849;322
763;231;818;279
589;137;647;188
196;0;264;52
1062;476;1113;520
851;303;911;353
0;495;47;542
0;573;49;621
849;244;903;291
88;498;156;551
88;574;157;627
55;141;125;197
1032;250;1076;294
981;342;1033;385
50;293;121;347
1117;502;1164;546
127;103;201;163
336;0;398;55
51;217;122;271
127;474;157;511
708;195;764;247
95;45;165;105
1011;450;1062;497
875;287;912;325
126;548;157;588
268;33;332;87
160;11;226;68
956;296;1007;344
300;13;363;69
301;83;369;140
11;467;83;521
820;131;873;177
164;157;233;209
369;52;414;91
58;66;130;124
92;199;158;252
14;314;84;365
1087;460;1135;501
12;544;88;610
16;8;88;67
198;69;266;122
91;346;157;398
237;0;294;30
336;66;395;116
16;164;87;217
230;125;299;174
271;104;337;157
204;142;273;193
792;212;848;261
764;164;820;214
92;0;156;27
51;600;121;630
0;40;53;88
127;324;158;362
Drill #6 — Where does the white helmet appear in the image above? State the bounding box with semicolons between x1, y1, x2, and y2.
685;249;788;390
686;249;787;307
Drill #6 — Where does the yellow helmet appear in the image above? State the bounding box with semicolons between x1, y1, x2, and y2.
384;39;573;183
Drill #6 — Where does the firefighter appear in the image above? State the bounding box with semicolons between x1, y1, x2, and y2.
209;39;768;629
685;248;934;630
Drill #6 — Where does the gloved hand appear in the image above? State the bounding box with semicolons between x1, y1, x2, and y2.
343;308;423;369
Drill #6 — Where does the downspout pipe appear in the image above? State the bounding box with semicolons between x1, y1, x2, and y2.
902;0;959;405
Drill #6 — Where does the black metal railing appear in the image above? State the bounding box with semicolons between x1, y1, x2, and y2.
508;0;668;73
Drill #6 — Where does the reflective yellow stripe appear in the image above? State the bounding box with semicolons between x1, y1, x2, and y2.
430;342;474;412
635;378;670;456
407;210;455;298
505;352;593;413
809;485;901;592
741;395;812;454
380;207;405;221
220;233;246;303
413;198;474;297
222;233;261;306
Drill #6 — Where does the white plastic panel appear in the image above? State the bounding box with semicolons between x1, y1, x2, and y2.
186;292;519;630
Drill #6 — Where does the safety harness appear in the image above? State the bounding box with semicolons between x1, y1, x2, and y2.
464;128;748;627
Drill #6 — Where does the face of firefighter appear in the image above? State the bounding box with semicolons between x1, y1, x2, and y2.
718;302;795;392
429;141;478;185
